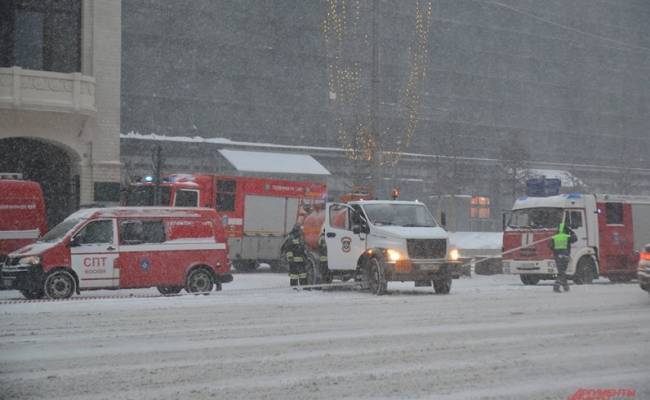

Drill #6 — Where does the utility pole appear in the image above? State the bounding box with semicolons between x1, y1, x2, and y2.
369;0;382;196
152;144;163;205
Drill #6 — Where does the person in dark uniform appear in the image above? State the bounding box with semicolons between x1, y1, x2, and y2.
318;233;330;283
550;222;577;292
284;224;307;287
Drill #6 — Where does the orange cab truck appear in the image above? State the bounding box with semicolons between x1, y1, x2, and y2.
125;174;326;271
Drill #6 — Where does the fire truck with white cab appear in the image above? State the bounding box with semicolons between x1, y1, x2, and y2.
503;193;650;284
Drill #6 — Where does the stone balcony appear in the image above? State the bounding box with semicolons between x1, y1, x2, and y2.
0;67;96;115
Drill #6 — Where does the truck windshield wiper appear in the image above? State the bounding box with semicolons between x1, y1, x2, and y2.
373;221;394;226
401;223;434;227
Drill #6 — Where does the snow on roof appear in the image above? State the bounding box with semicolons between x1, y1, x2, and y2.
218;149;330;176
527;169;583;187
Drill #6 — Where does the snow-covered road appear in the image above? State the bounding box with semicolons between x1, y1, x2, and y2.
1;274;649;400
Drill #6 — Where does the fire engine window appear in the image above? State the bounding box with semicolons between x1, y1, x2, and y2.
329;205;350;230
75;220;113;244
216;180;236;212
175;190;198;207
566;211;583;229
120;220;166;244
606;203;624;225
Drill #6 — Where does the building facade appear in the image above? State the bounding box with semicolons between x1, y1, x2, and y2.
0;0;121;225
120;0;650;231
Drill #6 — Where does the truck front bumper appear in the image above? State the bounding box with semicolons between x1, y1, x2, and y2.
385;260;463;281
502;260;557;276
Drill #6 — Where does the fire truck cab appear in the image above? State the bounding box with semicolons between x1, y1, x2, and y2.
2;207;231;299
320;200;462;294
125;174;326;272
503;193;650;284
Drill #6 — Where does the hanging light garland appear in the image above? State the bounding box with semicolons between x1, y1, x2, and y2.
322;0;433;166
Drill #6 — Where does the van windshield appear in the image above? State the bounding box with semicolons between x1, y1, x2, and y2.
39;217;84;242
362;203;437;227
508;207;563;229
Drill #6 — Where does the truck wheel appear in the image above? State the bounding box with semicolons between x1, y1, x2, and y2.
368;258;387;295
43;270;76;300
20;288;44;300
573;257;596;285
186;269;214;294
157;286;182;296
520;275;540;285
234;260;257;273
432;277;452;294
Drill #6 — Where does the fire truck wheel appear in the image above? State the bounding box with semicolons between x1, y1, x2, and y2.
43;270;76;300
432;277;452;294
157;286;183;296
186;268;214;294
20;288;45;300
368;258;387;295
573;257;596;285
520;275;540;285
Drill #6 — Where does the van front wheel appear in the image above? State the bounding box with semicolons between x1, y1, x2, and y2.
44;270;76;299
186;269;214;294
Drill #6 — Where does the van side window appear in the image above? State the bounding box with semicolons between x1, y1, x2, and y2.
606;203;623;225
120;220;166;244
216;180;236;211
76;220;113;244
175;190;198;207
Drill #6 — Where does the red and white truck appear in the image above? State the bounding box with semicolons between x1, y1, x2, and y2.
125;174;327;271
503;193;650;284
2;207;232;299
0;179;47;264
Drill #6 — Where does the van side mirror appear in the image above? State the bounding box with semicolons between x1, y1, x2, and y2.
352;225;362;234
440;212;447;229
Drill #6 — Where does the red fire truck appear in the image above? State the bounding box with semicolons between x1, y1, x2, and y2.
503;193;650;285
2;207;231;299
125;174;327;271
0;178;47;264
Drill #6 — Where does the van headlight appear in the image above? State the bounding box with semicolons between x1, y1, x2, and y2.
448;248;460;261
385;249;403;262
19;256;41;265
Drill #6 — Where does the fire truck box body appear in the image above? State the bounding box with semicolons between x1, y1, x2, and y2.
126;175;326;270
0;179;47;263
503;193;650;283
2;207;231;299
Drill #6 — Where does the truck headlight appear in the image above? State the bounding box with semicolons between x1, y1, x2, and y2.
448;248;460;261
19;256;41;265
386;249;403;262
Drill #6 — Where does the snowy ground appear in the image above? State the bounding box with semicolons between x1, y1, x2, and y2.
1;273;649;400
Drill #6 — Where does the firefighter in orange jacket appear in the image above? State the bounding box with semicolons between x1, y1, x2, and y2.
284;225;307;286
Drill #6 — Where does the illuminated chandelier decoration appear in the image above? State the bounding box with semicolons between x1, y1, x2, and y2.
322;0;432;167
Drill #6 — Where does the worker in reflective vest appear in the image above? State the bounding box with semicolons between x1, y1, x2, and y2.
285;225;307;287
550;222;577;292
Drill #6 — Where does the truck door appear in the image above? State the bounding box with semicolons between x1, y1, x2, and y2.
70;219;119;289
324;203;366;270
565;209;587;268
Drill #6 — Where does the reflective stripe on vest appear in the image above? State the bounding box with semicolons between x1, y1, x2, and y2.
552;232;570;250
292;257;304;262
319;256;328;262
